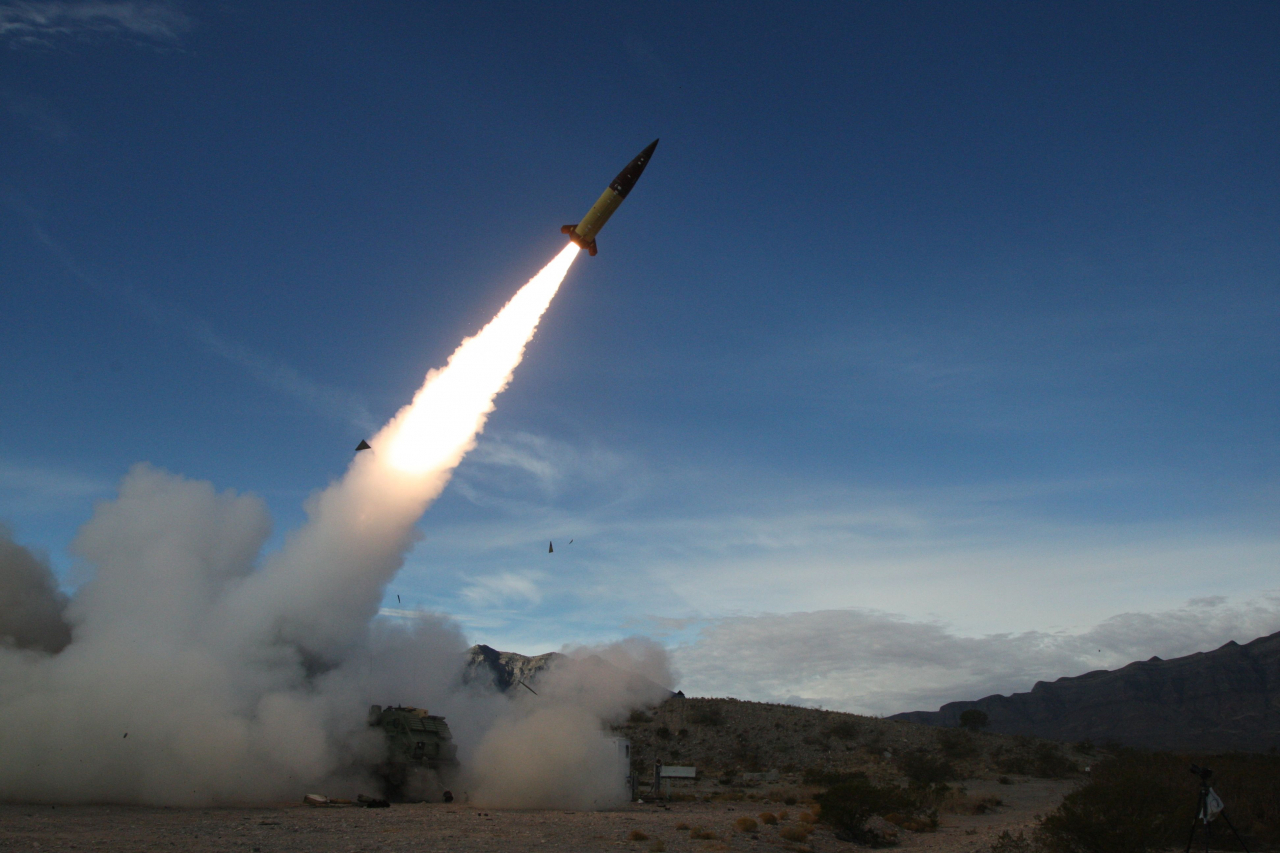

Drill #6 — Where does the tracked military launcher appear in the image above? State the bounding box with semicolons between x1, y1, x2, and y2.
367;704;459;801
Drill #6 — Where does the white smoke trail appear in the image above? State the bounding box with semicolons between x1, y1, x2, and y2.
218;243;580;663
0;244;641;806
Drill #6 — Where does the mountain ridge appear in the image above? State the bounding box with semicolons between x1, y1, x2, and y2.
889;630;1280;753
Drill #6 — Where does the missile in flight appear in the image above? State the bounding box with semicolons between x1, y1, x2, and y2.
561;139;658;256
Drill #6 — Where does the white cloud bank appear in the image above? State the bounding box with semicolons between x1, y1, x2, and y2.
672;595;1280;717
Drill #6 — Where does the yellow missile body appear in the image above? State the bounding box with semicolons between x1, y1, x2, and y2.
562;139;658;256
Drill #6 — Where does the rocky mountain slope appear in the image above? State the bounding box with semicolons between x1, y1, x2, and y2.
463;644;563;692
891;631;1280;753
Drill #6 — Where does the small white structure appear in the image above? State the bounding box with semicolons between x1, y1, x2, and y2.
648;762;697;798
610;738;634;799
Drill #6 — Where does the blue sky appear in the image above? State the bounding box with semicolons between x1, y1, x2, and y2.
2;1;1278;712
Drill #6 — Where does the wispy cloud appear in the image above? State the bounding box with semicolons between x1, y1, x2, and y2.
459;571;544;608
672;595;1280;716
18;215;375;432
0;460;112;513
0;1;191;45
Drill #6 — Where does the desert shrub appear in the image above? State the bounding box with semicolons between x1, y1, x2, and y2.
783;796;796;806
1032;743;1077;779
937;727;979;760
758;812;778;825
827;719;861;740
627;829;649;841
899;748;958;785
735;817;758;832
674;822;690;831
655;726;672;740
885;810;938;832
989;830;1035;852
798;810;818;823
1038;750;1279;852
959;709;989;731
688;827;716;840
802;768;867;786
779;825;811;842
997;775;1012;785
648;841;665;853
1037;752;1193;852
1074;740;1094;754
629;709;653;724
815;779;915;844
688;704;723;726
801;733;830;750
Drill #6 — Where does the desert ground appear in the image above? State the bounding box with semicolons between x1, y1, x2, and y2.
0;777;1071;853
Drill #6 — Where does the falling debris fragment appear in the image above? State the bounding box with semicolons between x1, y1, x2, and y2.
517;680;538;696
355;440;372;452
548;541;554;553
397;595;400;603
122;733;127;739
568;539;573;544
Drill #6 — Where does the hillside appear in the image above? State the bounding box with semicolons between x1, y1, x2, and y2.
891;631;1280;753
616;695;1085;789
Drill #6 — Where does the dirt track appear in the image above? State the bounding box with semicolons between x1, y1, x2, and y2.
0;778;1072;852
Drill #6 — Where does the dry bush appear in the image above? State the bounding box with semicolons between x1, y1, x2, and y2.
688;703;723;726
648;841;666;853
1038;749;1280;852
899;748;959;784
675;822;690;831
778;809;790;820
779;825;811;842
798;810;818;823
827;719;861;740
628;829;649;841
937;727;980;760
815;778;920;845
803;768;866;786
941;790;1004;815
885;811;938;832
758;812;778;825
990;830;1035;852
689;827;717;840
735;817;759;833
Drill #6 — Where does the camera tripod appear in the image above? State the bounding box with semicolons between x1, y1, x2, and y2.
1186;765;1249;853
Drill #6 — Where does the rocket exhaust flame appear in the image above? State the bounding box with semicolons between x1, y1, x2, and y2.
382;243;579;475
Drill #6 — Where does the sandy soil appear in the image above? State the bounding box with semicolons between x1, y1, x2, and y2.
0;778;1073;852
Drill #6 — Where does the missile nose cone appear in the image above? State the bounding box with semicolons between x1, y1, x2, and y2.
610;138;661;198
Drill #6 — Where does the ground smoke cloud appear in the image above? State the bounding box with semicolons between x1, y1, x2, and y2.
0;244;664;808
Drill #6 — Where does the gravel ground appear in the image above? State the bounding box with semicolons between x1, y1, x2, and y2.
0;779;1073;852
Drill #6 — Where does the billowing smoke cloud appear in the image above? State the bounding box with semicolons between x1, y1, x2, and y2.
0;524;71;653
467;638;673;809
0;244;667;807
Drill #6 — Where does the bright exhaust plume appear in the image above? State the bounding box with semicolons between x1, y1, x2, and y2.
383;243;579;474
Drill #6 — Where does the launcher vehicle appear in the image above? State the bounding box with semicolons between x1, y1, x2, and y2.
367;704;459;801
